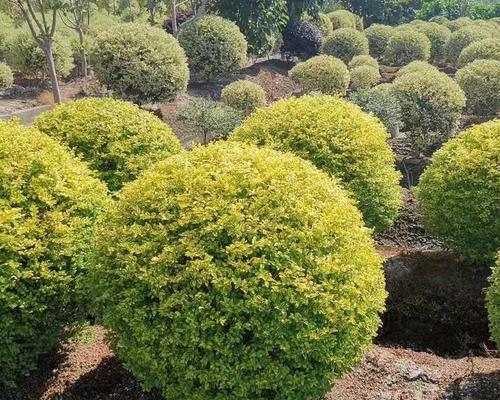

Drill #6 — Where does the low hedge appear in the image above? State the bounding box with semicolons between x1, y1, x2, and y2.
230;95;402;232
289;55;350;96
90;141;386;400
0;120;108;387
416;120;500;263
35;98;182;191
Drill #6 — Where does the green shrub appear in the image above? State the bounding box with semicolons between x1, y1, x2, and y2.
178;15;247;82
364;24;394;59
178;98;244;144
445;26;492;65
230;95;402;232
457;38;500;68
91;23;188;104
395;60;439;77
487;254;500;347
90;140;386;400
6;28;74;79
35;98;182;191
348;54;378;69
446;17;473;32
221;80;266;115
384;30;431;66
350;65;380;90
0;120;108;387
392;69;465;147
349;89;402;138
429;15;449;24
456;59;500;115
0;12;16;61
0;62;13;90
415;22;452;64
289;55;350;96
314;13;334;37
327;10;358;30
322;28;369;63
416;120;500;263
281;21;323;60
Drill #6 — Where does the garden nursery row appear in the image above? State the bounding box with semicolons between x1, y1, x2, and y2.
0;0;499;399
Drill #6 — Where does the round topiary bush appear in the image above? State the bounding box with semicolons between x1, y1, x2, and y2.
416;120;500;263
327;10;358;30
314;13;334;37
395;60;439;77
384;30;431;66
288;55;350;96
457;38;500;68
487;254;500;347
446;17;473;32
415;22;451;65
91;23;188;103
456;59;500;115
350;65;381;90
0;62;13;90
35;98;182;191
392;70;465;147
230;95;402;232
281;20;323;60
364;24;394;59
6;28;74;79
0;120;108;387
429;15;449;25
322;28;369;63
349;54;379;69
178;15;247;82
221;80;266;115
90;141;386;400
445;26;492;66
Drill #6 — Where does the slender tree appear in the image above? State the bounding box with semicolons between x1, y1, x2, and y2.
11;0;63;103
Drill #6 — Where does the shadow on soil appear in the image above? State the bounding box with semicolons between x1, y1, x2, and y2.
444;370;500;400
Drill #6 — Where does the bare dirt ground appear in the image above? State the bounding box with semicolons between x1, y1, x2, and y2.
4;326;498;400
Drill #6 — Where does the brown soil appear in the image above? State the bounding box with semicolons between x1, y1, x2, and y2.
4;326;498;400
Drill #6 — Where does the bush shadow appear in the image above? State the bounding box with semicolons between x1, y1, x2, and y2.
444;370;500;400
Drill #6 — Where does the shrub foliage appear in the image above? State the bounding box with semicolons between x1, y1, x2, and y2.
350;65;380;90
0;120;108;387
91;141;386;400
384;30;431;66
457;38;500;68
221;80;266;115
35;98;182;191
0;62;13;90
281;20;323;60
445;26;492;65
364;24;394;59
487;254;500;347
321;28;369;63
230;95;402;232
416;120;500;263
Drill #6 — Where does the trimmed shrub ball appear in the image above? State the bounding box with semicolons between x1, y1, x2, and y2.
221;80;266;115
0;62;13;90
457;38;500;68
487;254;500;347
6;28;74;79
415;22;451;65
314;13;334;37
365;24;394;59
322;28;369;63
281;20;323;60
429;16;449;25
395;60;439;77
446;17;473;32
91;23;188;103
456;59;500;116
90;141;387;400
0;120;108;387
350;65;380;90
289;55;350;96
392;70;465;147
35;98;182;192
327;10;358;30
230;95;402;232
178;15;247;82
416;120;500;263
445;26;492;66
348;54;379;69
384;30;431;66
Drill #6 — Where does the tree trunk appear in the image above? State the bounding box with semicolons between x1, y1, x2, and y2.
43;38;61;104
77;27;88;77
172;0;178;36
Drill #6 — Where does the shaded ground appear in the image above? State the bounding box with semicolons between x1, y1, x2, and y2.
4;326;498;400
